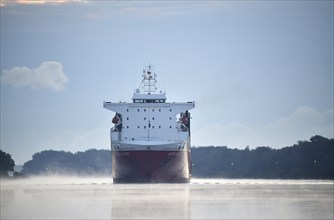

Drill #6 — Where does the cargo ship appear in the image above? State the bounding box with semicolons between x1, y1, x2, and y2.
103;65;195;183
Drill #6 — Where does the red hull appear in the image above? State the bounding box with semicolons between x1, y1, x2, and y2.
112;150;191;183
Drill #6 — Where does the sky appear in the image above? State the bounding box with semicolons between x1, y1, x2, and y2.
0;0;333;164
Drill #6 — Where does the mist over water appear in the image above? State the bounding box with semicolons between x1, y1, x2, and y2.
1;177;333;219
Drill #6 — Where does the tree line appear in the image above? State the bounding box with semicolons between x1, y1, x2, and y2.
1;135;333;179
192;135;333;179
0;150;15;177
22;149;112;176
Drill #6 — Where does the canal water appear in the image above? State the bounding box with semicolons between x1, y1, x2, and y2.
1;177;333;219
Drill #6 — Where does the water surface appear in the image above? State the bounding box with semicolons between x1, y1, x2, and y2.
1;177;333;219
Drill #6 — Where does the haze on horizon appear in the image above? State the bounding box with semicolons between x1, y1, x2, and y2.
0;0;333;164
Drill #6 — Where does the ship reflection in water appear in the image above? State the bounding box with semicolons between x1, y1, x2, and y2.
1;178;333;219
111;184;190;219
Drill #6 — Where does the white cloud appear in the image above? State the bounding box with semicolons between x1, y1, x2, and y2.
46;127;110;152
1;0;86;7
1;61;69;91
259;106;333;147
192;122;254;148
193;106;334;148
1;127;110;164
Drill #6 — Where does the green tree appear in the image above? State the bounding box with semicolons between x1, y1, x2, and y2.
0;149;15;177
22;149;112;176
191;135;333;179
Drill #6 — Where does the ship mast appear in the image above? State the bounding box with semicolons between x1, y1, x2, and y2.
142;64;157;94
132;64;166;102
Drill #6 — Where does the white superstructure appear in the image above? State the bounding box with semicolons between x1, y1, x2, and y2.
103;65;195;151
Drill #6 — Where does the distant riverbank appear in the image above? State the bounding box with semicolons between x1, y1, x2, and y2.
2;135;333;180
17;135;333;179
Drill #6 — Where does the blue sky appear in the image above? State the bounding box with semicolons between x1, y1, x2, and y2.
1;0;333;164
